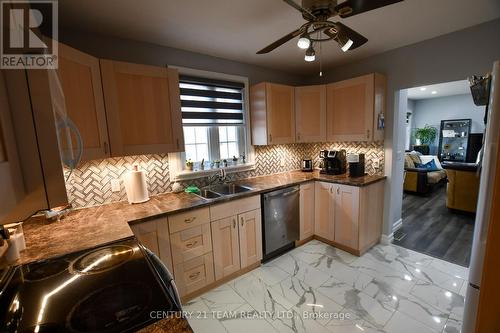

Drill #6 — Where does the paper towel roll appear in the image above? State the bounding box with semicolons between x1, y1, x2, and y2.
124;169;150;204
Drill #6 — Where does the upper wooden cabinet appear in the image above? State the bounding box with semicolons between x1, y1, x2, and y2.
326;73;386;142
250;82;295;145
57;43;109;161
295;85;326;143
100;59;184;156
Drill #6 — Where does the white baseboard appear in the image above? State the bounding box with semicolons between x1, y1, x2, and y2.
392;218;403;232
380;233;394;245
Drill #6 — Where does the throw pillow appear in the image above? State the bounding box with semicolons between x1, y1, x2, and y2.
415;160;440;171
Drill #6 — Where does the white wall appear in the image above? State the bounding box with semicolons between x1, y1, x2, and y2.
411;94;486;154
405;99;416;150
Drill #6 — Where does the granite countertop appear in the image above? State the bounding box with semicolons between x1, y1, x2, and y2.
3;170;385;268
137;315;193;333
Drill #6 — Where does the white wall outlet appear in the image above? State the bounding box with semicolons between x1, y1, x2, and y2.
373;158;380;169
280;157;285;167
111;179;121;192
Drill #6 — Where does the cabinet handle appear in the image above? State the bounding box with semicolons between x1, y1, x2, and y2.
337;187;340;195
233;219;236;228
240;217;244;227
367;129;370;139
185;240;198;249
103;141;108;155
297;133;301;141
184;217;196;224
330;186;333;194
176;138;180;149
269;133;273;143
189;271;201;280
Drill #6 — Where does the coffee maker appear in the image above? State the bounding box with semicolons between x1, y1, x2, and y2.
347;153;365;177
320;150;347;175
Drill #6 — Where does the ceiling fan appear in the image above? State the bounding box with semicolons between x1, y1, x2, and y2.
257;0;404;62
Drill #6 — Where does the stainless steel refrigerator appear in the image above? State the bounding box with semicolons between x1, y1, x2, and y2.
462;60;500;332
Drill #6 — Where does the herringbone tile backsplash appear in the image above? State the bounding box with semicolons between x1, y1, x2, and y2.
65;142;384;208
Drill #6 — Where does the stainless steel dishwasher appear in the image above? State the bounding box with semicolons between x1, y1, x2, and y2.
262;186;300;261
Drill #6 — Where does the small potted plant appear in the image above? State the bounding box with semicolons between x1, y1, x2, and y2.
185;159;194;171
223;159;228;168
200;158;205;170
232;156;238;165
214;160;221;168
414;125;437;146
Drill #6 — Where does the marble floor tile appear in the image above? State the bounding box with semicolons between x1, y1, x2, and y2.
272;276;343;326
362;279;448;332
429;259;469;280
268;306;332;333
317;278;395;328
297;241;358;265
251;265;290;286
266;253;331;289
199;284;248;312
384;311;438;333
410;281;465;316
442;313;463;333
367;244;434;267
326;316;386;333
231;271;294;315
182;297;228;333
218;303;278;333
312;258;373;290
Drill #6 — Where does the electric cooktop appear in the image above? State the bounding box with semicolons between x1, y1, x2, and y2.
0;237;180;333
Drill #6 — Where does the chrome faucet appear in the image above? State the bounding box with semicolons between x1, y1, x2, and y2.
207;168;227;185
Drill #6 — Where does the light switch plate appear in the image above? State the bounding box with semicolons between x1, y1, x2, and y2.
111;179;121;192
373;159;380;169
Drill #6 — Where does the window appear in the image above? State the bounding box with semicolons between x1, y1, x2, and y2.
180;75;247;168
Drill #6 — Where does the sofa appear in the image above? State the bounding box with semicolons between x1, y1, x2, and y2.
404;152;447;194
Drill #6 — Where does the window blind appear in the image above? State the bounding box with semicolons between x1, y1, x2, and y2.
179;75;245;125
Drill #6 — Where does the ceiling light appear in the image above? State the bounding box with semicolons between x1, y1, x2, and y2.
297;36;310;50
431;91;437;95
305;45;315;62
420;87;427;91
341;39;354;52
445;291;452;298
336;33;354;52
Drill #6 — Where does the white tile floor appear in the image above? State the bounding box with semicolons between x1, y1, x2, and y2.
183;240;467;333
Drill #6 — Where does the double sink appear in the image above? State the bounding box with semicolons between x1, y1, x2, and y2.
195;184;253;199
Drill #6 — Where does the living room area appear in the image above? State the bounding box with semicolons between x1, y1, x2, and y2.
395;79;487;268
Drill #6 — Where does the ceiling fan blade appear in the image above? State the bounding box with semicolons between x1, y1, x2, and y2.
282;0;316;20
256;28;302;54
325;22;368;50
334;0;403;18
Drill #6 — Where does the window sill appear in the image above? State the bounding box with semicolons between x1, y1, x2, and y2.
173;163;255;182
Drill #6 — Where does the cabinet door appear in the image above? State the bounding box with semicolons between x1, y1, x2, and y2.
299;182;315;240
58;43;109;161
211;216;241;280
295;85;326;143
267;83;295;144
334;185;360;250
238;209;262;268
100;59;184;156
314;182;335;241
130;218;173;272
327;74;374;142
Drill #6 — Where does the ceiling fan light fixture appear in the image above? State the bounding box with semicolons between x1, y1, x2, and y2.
297;36;310;49
304;45;315;62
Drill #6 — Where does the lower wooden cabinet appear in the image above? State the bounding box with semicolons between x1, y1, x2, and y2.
129;217;173;273
211;208;262;280
314;182;335;241
313;181;384;255
173;252;214;296
170;223;212;264
211;216;241;280
299;182;315;240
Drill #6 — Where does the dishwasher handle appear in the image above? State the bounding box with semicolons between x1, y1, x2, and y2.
264;186;299;199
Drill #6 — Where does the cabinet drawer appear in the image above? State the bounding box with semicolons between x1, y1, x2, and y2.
171;224;212;264
169;207;210;233
210;195;260;221
173;252;214;296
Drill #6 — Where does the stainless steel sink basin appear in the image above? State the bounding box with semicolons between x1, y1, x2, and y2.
196;189;222;199
210;184;253;195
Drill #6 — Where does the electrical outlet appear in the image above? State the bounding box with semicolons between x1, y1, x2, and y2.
373;159;380;169
111;179;121;192
280;157;285;167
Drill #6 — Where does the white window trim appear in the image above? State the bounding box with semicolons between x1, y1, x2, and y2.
168;66;255;182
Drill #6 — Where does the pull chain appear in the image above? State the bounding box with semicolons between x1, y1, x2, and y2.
318;31;323;77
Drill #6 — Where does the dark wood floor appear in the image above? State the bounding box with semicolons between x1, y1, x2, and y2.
393;184;475;267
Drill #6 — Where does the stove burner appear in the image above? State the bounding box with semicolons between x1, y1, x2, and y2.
24;260;69;281
67;282;152;332
70;245;134;275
